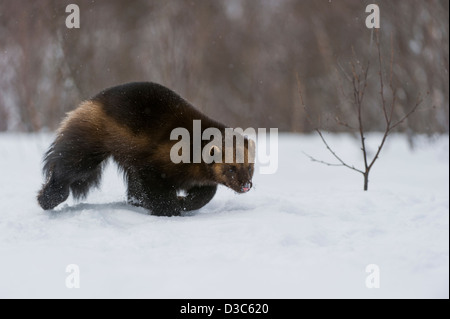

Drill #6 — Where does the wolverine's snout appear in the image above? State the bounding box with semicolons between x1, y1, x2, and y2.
241;181;252;193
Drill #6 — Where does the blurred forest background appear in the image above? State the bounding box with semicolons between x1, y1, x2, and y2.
0;0;448;134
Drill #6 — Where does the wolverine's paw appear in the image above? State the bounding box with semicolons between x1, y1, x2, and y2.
150;210;181;217
127;196;144;207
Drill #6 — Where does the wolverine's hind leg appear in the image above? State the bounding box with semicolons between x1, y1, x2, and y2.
126;175;149;207
69;163;104;200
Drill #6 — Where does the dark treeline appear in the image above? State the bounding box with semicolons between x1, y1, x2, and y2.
0;0;448;133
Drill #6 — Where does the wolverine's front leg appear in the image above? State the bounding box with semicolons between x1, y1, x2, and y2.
126;170;182;216
147;188;182;216
146;184;217;215
179;185;217;212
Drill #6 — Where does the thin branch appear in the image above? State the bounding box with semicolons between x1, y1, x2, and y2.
333;67;354;109
367;31;392;172
295;73;306;108
296;72;318;127
335;116;356;130
350;61;359;83
389;94;423;131
388;33;396;125
376;30;389;125
367;129;389;171
353;67;369;172
303;152;347;168
313;128;364;174
337;61;353;83
359;63;370;105
389;33;395;91
389;87;397;123
296;72;363;175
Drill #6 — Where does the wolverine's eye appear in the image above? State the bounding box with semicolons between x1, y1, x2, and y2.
228;167;237;174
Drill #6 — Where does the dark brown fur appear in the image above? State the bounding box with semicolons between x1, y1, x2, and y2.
37;82;254;216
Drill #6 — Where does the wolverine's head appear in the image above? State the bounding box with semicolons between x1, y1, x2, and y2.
208;135;255;194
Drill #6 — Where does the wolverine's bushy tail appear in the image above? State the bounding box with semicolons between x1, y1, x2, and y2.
37;143;70;210
37;103;109;210
37;136;108;210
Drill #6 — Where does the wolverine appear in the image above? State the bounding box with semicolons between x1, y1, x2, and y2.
37;82;254;216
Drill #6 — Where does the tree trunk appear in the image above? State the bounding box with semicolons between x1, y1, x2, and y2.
363;172;369;191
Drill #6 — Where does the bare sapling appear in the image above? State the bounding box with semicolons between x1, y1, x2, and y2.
299;31;425;191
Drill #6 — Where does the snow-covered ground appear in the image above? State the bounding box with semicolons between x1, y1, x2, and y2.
0;133;448;298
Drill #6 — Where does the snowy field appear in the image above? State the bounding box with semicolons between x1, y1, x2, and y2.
0;133;448;299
